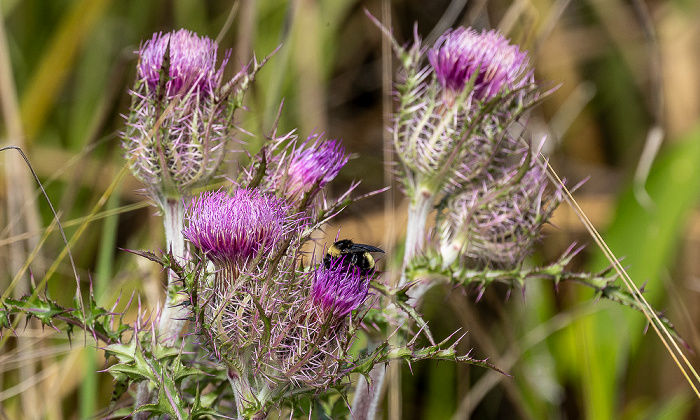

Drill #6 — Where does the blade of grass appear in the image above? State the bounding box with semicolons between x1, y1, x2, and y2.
0;201;150;247
79;175;120;419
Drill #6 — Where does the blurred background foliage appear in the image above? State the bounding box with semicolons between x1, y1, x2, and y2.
2;0;700;419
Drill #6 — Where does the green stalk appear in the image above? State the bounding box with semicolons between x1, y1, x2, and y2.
80;181;120;418
158;197;189;346
352;188;435;420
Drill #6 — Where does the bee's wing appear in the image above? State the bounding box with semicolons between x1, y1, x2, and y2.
350;243;385;254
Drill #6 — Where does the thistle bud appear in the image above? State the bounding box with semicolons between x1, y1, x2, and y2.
439;152;560;268
122;30;236;205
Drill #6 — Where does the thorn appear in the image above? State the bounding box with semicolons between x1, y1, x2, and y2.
639;281;648;294
475;287;486;303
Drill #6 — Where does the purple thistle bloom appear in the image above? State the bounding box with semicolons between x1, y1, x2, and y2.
311;260;369;320
183;189;291;266
137;29;226;97
238;131;348;206
428;27;531;101
283;134;348;202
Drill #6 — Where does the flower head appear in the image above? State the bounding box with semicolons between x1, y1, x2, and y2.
428;27;531;101
439;154;560;268
284;134;348;202
311;260;369;320
242;131;349;206
137;29;225;97
183;188;292;267
392;27;543;201
122;30;238;205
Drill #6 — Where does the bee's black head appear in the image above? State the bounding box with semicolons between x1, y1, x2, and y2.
332;239;355;251
327;240;351;258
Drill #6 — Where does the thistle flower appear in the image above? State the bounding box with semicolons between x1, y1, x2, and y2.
245;131;349;206
393;26;541;204
311;260;370;321
183;187;298;371
261;260;370;389
283;134;348;203
137;29;224;97
428;27;531;102
182;188;292;268
122;29;236;205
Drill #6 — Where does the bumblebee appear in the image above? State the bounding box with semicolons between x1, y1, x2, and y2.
323;239;384;275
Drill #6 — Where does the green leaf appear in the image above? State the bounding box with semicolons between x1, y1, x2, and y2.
6;294;69;328
170;357;207;384
189;384;220;419
104;341;137;364
107;363;151;382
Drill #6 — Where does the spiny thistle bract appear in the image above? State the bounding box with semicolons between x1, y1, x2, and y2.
121;29;241;206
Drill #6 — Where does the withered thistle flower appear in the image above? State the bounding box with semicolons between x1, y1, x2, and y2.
122;29;236;205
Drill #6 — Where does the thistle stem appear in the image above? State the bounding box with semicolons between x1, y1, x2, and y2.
228;367;267;420
228;370;247;419
351;357;387;420
400;189;434;285
352;188;435;420
158;197;189;345
134;198;188;417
